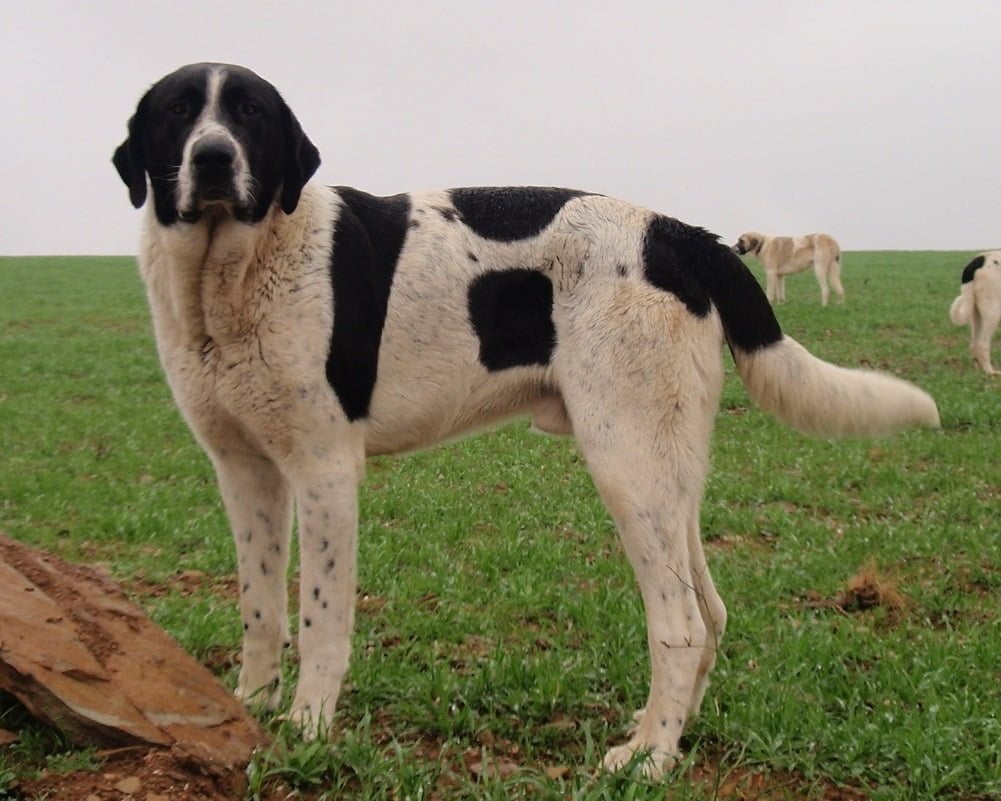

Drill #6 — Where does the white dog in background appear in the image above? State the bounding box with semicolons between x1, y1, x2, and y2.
949;251;1001;374
733;231;844;306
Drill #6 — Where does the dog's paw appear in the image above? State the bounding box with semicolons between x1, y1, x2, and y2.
602;741;679;779
282;700;336;740
235;669;282;711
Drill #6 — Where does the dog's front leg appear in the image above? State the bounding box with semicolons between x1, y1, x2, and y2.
765;270;779;304
287;449;363;735
212;446;293;710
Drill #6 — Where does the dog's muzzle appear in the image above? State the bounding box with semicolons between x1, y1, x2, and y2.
191;136;237;201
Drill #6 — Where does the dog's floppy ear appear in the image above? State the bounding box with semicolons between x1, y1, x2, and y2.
279;100;321;215
112;92;150;208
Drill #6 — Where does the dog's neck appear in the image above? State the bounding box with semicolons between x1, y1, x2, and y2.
141;202;276;347
139;184;330;352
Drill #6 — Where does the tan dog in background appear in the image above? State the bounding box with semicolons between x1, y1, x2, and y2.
733;232;844;306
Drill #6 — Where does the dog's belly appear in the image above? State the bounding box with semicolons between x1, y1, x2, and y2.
363;345;551;456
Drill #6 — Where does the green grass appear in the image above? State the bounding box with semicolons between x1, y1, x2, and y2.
0;253;998;800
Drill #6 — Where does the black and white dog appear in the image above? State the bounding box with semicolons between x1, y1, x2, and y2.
113;63;940;777
949;252;1001;374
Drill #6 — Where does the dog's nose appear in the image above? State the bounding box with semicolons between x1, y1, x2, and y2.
192;138;235;172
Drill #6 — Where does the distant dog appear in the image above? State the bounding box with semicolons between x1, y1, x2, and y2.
113;63;939;779
949;252;1001;374
733;231;844;306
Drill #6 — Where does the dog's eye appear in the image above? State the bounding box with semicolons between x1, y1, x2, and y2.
239;101;260;117
169;101;190;116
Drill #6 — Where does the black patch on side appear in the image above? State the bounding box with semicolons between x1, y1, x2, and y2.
326;187;411;420
643;215;782;353
961;254;985;284
468;269;556;370
449;187;588;241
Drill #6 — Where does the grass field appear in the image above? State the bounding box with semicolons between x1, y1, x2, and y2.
0;253;998;800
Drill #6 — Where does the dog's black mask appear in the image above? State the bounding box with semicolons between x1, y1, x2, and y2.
112;63;320;226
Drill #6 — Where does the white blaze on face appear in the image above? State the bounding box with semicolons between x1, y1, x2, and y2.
176;66;254;216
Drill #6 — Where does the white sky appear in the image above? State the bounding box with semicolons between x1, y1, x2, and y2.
3;0;1001;255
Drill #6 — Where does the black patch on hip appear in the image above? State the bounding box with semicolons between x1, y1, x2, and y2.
642;214;782;353
468;269;556;370
326;187;411;420
961;254;985;284
449;187;588;242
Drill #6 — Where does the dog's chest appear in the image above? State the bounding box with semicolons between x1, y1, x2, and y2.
142;216;334;432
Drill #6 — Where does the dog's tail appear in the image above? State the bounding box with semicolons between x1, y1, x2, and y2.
949;285;973;326
949;254;984;326
687;227;940;436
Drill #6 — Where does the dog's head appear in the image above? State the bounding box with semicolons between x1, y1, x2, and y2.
113;63;320;226
732;232;762;256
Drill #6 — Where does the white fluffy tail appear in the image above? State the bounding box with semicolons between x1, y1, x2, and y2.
733;336;940;437
949;283;973;325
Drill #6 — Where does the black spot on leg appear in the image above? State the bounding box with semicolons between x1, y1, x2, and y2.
325;559;336;574
408;219;420;229
244;530;253;543
313;586;321;600
254;610;261;619
242;582;250;593
468;269;556;370
307;489;320;502
243;622;249;631
449;187;589;241
320;539;330;551
260;561;269;576
660;719;668;728
304;618;312;627
327;187;411;421
962;254;986;283
467;252;479;262
322;601;328;609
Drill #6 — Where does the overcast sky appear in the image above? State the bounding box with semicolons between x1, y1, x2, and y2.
3;1;1000;255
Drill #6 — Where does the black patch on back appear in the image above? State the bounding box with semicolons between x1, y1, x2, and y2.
449;187;588;241
961;254;985;284
326;187;411;420
468;269;556;370
642;215;782;353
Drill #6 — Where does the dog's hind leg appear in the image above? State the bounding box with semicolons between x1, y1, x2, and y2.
210;438;294;710
629;511;726;732
814;260;831;306
685;515;726;719
971;298;1000;374
556;297;724;778
584;440;709;778
828;256;846;303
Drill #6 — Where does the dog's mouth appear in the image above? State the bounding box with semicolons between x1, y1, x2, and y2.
179;186;251;224
732;243;746;255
